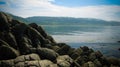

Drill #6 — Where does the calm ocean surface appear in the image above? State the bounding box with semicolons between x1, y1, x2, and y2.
42;25;120;58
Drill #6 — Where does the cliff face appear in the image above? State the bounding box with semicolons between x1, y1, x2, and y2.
0;12;120;67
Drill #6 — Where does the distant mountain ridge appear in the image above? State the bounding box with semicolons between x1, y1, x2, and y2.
7;12;120;26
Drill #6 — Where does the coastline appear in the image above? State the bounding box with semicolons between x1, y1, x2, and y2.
0;12;120;67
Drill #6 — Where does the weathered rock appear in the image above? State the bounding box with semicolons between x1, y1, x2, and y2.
12;23;28;36
46;35;56;43
57;55;73;64
75;48;83;55
82;61;95;67
39;60;54;67
1;60;14;67
14;55;25;64
93;59;102;67
37;48;59;61
14;53;40;64
75;56;89;65
29;23;38;29
0;39;9;46
27;27;45;47
49;64;58;67
89;52;96;61
80;46;89;52
70;52;80;60
3;32;18;49
10;19;21;28
29;23;48;39
15;62;25;67
95;51;103;58
57;43;71;55
0;12;10;32
99;56;109;65
25;61;40;67
18;42;31;54
51;46;60;51
57;60;71;67
0;45;19;60
37;25;48;38
107;57;120;65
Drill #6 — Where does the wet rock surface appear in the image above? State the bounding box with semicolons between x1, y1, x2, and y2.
0;12;120;67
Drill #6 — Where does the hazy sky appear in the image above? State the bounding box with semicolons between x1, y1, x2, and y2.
0;0;120;21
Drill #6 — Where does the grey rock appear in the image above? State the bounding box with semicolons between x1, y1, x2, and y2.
14;55;25;64
39;60;53;67
57;60;71;67
15;62;25;67
57;55;73;64
25;61;40;67
37;48;59;61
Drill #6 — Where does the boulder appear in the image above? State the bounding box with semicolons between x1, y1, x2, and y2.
75;56;89;65
49;64;58;67
57;44;71;55
39;60;54;67
82;61;95;67
37;48;59;61
10;19;21;28
93;59;102;67
0;12;10;32
57;60;71;67
37;26;48;38
29;23;38;30
95;51;103;58
107;57;120;65
25;61;40;67
46;35;56;43
89;52;96;61
3;32;18;49
18;42;31;54
0;45;19;60
80;46;89;52
70;52;80;60
14;53;40;64
12;23;28;36
15;62;25;67
57;55;73;64
14;55;25;64
0;39;9;46
27;27;45;47
0;60;14;67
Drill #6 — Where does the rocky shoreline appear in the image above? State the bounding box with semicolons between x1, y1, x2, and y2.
0;12;120;67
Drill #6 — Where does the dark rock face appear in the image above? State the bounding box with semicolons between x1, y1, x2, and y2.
0;12;120;67
0;12;10;32
0;45;19;60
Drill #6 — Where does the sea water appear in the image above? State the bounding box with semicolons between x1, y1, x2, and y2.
42;25;120;58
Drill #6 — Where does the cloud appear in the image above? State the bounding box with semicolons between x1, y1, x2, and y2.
0;0;120;21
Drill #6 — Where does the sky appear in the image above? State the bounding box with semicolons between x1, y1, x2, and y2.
0;0;120;21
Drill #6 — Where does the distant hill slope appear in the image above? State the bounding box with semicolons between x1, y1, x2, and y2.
8;14;27;23
26;16;120;26
5;12;120;26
